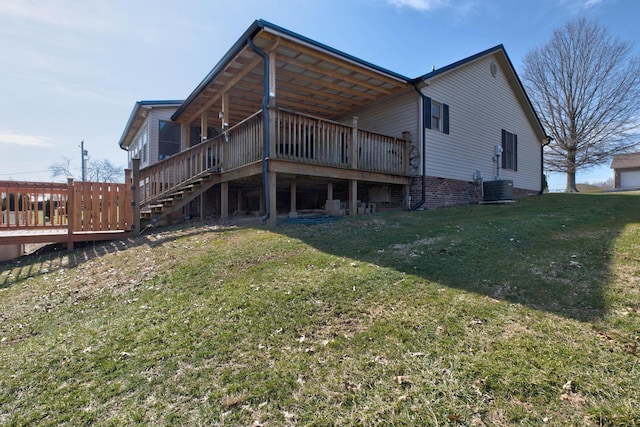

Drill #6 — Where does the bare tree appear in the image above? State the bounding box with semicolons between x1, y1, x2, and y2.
49;157;124;182
522;17;640;192
88;158;124;183
49;156;76;180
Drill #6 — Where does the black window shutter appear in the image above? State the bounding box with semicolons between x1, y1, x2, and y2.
501;129;507;169
513;134;518;171
442;103;449;134
424;96;432;130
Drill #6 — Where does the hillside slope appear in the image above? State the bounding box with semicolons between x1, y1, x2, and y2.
1;193;639;426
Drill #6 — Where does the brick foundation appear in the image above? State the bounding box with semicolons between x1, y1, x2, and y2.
409;176;538;210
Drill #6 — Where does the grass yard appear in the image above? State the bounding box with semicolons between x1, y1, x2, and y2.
0;192;639;426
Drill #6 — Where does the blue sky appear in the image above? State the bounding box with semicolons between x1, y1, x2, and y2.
0;0;638;190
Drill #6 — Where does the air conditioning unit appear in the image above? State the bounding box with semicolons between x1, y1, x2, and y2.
483;180;514;202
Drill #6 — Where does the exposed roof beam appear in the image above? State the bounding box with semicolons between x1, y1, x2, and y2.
181;50;264;124
258;30;408;87
277;53;397;95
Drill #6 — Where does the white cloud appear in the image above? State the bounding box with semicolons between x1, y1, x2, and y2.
559;0;608;11
581;0;606;7
51;84;103;101
0;130;53;148
387;0;450;11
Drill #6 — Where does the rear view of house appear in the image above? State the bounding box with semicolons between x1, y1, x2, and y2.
118;19;547;225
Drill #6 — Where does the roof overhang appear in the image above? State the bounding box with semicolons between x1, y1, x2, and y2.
171;19;412;128
118;100;183;150
611;152;640;170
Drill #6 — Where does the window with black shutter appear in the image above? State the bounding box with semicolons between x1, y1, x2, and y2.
424;97;449;135
501;129;518;171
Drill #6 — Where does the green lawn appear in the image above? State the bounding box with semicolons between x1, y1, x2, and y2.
1;192;639;426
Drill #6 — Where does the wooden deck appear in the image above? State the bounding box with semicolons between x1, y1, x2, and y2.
0;228;131;246
138;108;411;208
1;173;137;252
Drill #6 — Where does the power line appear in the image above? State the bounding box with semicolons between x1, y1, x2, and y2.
0;170;51;176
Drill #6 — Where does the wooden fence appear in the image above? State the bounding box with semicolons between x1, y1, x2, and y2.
0;170;136;250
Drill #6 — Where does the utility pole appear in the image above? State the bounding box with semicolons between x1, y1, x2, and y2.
80;140;88;181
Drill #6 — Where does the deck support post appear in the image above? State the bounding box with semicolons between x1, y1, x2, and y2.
350;116;359;169
201;111;208;141
237;189;244;214
221;93;229;130
66;177;75;250
131;158;141;235
290;178;297;216
349;179;358;216
221;181;229;221
402;131;411;175
327;182;333;201
401;131;412;209
268;171;277;226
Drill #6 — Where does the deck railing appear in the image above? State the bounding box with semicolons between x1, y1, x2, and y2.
275;109;409;175
1;181;69;229
138;109;409;206
0;174;135;250
67;178;133;233
275;109;351;168
138;111;263;206
1;176;133;233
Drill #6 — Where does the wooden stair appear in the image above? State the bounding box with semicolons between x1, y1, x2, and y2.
140;173;217;221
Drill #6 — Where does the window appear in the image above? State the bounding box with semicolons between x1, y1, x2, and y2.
501;129;518;171
159;120;181;160
142;140;148;164
139;123;148;164
189;125;220;146
431;101;442;131
128;123;149;168
424;97;449;134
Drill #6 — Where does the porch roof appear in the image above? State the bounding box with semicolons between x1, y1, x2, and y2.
611;152;640;170
171;19;412;128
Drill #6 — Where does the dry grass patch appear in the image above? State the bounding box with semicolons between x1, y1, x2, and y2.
1;193;639;425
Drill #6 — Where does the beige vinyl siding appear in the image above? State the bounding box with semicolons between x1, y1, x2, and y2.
147;107;182;166
132;119;150;169
341;90;421;168
422;54;541;191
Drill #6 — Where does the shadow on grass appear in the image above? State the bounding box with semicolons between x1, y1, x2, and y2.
267;193;639;322
0;220;241;289
2;193;636;323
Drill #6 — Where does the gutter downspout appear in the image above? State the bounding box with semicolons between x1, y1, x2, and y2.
411;82;428;210
247;37;271;223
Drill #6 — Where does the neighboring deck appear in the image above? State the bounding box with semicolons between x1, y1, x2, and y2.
1;176;137;253
0;229;131;246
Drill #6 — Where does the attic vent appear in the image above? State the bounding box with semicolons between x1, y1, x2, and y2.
490;62;497;77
